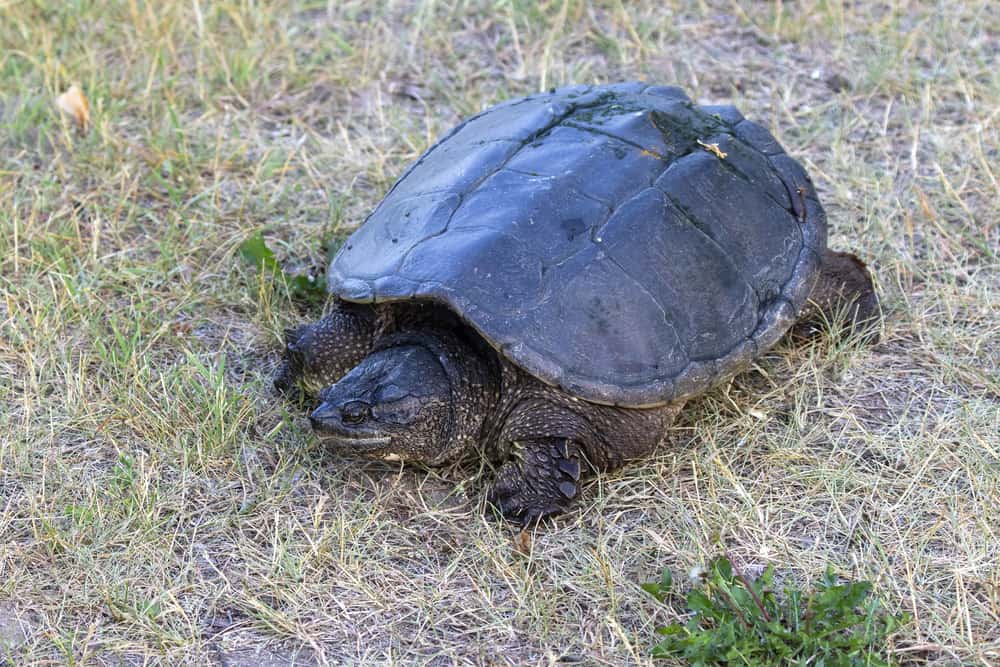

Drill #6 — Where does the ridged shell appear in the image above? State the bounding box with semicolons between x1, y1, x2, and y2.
329;83;826;406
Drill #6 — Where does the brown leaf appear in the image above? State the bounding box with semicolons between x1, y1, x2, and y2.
697;139;727;159
512;528;532;556
56;84;91;131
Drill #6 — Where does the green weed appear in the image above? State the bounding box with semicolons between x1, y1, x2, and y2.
643;556;909;665
239;230;326;300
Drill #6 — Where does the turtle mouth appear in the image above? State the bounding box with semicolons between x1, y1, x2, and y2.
313;429;398;460
314;433;392;451
310;417;392;451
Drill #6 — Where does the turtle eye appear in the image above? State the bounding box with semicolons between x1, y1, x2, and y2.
340;400;372;425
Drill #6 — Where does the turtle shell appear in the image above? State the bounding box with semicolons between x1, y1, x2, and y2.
328;82;826;407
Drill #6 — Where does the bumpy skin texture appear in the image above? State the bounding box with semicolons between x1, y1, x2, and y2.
274;302;377;397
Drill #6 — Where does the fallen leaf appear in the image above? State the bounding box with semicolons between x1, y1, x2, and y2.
697;139;727;159
56;84;91;131
512;528;532;556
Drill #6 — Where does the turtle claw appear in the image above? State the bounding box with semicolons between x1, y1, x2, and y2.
485;438;584;524
487;485;570;525
273;360;297;395
273;364;310;408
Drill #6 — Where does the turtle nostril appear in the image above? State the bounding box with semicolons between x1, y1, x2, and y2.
340;400;371;425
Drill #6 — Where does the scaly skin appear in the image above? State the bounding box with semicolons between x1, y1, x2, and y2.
274;301;378;397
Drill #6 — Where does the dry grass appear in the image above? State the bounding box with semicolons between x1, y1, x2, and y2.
1;1;997;665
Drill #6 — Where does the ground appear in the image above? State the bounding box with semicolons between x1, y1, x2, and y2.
0;1;997;665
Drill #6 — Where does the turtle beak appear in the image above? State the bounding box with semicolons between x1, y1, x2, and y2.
308;400;340;432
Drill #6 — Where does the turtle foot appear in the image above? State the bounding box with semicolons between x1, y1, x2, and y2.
485;438;584;525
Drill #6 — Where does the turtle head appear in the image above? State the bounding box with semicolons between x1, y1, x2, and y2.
308;344;453;465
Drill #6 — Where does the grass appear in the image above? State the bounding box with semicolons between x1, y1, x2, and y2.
1;0;997;664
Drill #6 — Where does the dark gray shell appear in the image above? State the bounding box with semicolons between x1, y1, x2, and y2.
328;82;826;407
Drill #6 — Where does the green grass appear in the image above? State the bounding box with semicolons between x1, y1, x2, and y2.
1;0;997;664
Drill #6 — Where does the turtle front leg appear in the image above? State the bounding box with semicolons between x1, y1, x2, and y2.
274;300;378;398
484;392;681;524
792;249;879;341
486;438;586;525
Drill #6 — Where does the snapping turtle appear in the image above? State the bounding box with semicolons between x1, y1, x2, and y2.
275;82;877;523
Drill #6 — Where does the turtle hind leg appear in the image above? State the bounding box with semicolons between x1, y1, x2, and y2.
792;249;880;342
274;301;378;398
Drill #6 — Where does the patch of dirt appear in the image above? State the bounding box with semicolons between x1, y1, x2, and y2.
0;604;29;656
